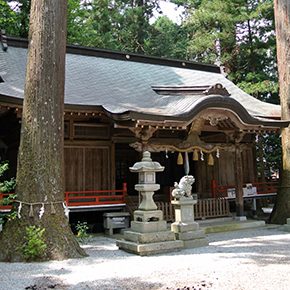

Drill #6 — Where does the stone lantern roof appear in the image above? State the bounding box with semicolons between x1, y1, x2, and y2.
129;151;164;172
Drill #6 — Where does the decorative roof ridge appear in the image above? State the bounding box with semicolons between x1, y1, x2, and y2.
4;35;221;74
105;95;288;128
151;83;231;96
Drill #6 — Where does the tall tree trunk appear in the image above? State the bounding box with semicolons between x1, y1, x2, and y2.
258;135;266;182
0;0;87;261
269;0;290;224
234;144;244;217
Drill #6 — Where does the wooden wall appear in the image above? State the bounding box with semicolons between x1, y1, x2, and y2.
196;146;258;198
64;146;111;191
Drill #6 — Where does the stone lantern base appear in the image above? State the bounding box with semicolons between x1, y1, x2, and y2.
171;196;209;249
284;218;290;232
117;210;183;256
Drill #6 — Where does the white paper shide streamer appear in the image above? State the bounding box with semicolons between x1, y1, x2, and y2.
39;203;45;219
17;202;22;219
63;202;70;218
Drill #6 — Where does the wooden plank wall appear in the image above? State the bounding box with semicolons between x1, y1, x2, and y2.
64;147;84;192
64;146;111;192
196;146;257;198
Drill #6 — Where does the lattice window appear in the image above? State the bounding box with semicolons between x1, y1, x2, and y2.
74;123;110;139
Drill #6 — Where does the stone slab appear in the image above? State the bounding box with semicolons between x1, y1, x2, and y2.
202;220;265;234
171;196;197;205
183;237;209;249
171;221;199;233
116;239;183;256
175;229;206;241
135;184;160;191
234;216;247;221
124;230;176;244
131;220;167;233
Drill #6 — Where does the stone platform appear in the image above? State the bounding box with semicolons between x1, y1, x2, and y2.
116;210;183;256
171;195;209;249
284;218;290;232
199;217;266;233
171;221;209;249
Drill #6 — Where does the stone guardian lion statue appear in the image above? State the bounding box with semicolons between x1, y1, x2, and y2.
172;175;195;199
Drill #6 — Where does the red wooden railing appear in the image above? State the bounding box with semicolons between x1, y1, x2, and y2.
211;179;278;198
0;183;127;210
65;183;127;206
0;192;13;210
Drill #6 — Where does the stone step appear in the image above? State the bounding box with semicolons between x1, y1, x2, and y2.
116;239;183;256
200;220;266;234
183;237;209;249
175;229;206;240
131;220;167;233
124;230;176;244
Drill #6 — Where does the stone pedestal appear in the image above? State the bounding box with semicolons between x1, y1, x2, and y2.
116;151;183;256
135;184;160;211
117;210;183;256
284;218;290;232
171;196;209;249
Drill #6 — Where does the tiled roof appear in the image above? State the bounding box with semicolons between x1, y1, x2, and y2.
0;37;284;127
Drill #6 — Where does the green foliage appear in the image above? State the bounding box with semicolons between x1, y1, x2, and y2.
1;0;184;57
0;159;15;192
182;0;277;85
68;0;160;54
22;226;47;260
0;193;17;225
75;221;92;244
0;159;16;223
66;0;88;45
257;133;282;177
0;0;30;37
147;15;188;59
0;1;18;35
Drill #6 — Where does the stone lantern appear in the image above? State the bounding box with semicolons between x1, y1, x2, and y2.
116;151;183;255
129;151;164;211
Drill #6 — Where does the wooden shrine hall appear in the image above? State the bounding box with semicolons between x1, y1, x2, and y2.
0;32;288;219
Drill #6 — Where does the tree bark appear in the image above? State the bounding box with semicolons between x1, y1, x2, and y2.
270;0;290;224
258;135;266;182
0;0;87;261
234;144;244;217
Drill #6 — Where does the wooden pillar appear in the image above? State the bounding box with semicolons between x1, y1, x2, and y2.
234;144;244;216
142;141;149;152
110;141;116;190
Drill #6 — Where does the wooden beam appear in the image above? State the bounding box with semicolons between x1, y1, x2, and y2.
129;127;157;141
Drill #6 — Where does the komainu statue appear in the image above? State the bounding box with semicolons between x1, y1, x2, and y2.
172;175;195;199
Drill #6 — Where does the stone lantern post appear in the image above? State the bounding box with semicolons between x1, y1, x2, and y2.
116;151;183;255
130;151;163;211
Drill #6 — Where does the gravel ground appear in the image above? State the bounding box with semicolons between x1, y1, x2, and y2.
1;225;290;290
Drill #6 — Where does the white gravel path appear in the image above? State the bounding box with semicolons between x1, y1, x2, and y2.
0;225;289;290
